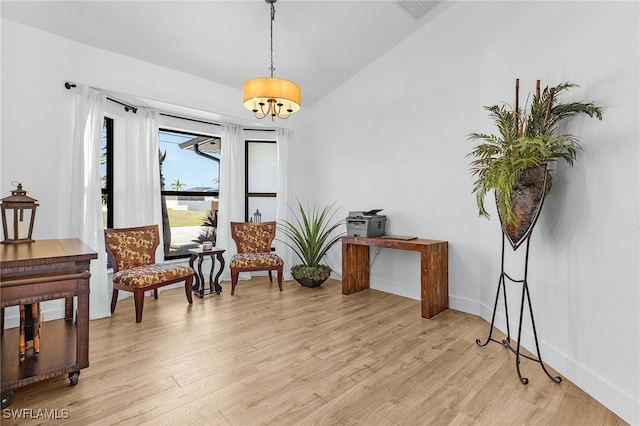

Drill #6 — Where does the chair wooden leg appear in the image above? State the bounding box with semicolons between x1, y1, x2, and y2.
134;288;145;323
153;288;159;299
268;270;273;282
277;266;283;291
185;276;193;304
110;289;119;313
231;270;239;295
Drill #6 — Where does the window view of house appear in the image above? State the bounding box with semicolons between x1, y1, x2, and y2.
159;129;220;259
100;122;221;260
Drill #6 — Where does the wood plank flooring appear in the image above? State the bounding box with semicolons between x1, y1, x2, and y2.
3;277;626;425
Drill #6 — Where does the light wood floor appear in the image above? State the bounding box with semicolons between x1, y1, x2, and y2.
4;277;626;425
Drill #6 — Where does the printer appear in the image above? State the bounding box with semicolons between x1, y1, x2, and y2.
346;209;387;237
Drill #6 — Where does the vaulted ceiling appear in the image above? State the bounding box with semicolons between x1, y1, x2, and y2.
1;1;450;107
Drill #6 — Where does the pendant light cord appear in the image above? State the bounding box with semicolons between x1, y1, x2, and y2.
269;2;275;78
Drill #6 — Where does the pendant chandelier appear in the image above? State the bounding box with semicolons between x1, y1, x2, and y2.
243;0;301;120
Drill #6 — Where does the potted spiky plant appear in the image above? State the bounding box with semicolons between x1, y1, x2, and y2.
278;201;345;287
467;80;602;248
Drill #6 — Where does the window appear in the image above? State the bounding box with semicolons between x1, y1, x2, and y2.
100;115;221;260
246;140;277;222
158;129;220;259
100;117;114;229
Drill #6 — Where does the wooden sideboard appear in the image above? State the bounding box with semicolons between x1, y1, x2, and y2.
0;239;97;408
341;236;448;319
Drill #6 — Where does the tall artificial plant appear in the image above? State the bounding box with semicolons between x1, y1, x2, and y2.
278;201;345;281
467;80;603;225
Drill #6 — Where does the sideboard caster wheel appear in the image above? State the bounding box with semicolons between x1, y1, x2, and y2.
69;372;80;386
1;390;14;409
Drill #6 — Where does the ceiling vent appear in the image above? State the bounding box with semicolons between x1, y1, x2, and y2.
394;1;441;21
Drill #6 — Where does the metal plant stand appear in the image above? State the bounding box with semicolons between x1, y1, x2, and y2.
476;232;562;385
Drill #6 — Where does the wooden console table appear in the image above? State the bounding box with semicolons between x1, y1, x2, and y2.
342;236;448;318
0;239;97;408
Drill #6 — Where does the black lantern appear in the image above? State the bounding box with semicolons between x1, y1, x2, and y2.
1;182;39;244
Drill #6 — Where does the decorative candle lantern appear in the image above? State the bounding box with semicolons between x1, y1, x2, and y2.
253;209;262;223
1;182;39;244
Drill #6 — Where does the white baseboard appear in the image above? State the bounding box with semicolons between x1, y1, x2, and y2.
370;276;420;300
457;295;639;426
3;302;65;329
347;277;638;425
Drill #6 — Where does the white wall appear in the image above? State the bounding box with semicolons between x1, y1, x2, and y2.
1;1;638;423
294;2;639;424
0;20;267;239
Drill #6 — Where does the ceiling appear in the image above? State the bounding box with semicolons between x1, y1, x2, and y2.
1;1;450;109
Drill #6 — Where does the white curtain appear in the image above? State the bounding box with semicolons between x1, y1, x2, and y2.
114;107;163;260
70;86;111;320
217;124;246;281
275;128;294;280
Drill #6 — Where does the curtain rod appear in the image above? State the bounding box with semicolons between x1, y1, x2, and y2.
65;82;278;132
65;82;219;125
65;82;138;114
160;115;278;131
160;112;220;127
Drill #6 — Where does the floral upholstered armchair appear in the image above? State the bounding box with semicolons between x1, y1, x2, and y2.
229;221;284;295
104;225;194;323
